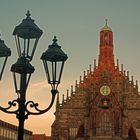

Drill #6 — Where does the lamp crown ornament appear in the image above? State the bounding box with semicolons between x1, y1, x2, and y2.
11;57;34;74
41;36;68;62
26;10;31;18
53;35;57;43
13;10;43;39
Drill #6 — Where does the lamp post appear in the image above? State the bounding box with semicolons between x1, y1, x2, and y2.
0;11;68;140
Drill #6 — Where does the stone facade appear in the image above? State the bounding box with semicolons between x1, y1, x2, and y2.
51;21;140;140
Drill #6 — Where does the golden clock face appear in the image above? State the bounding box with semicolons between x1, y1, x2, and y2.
100;85;111;96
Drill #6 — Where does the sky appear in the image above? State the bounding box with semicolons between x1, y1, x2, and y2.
0;0;140;136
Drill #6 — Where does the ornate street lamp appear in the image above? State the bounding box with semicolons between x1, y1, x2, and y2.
0;37;11;79
11;57;35;94
41;36;68;91
0;11;68;140
13;10;43;61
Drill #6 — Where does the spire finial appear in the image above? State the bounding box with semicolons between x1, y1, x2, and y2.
67;89;69;99
75;80;78;88
89;64;92;73
80;75;82;82
71;85;73;93
117;59;119;69
136;80;138;86
62;94;65;103
124;70;126;76
136;80;138;91
121;64;123;73
84;71;86;77
105;18;108;26
56;92;60;107
94;59;96;70
131;76;134;84
87;70;89;75
127;71;129;79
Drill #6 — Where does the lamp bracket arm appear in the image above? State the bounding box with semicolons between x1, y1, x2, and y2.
0;99;19;114
25;89;57;117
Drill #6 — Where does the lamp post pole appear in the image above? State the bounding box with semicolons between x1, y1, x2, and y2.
18;73;26;140
0;11;68;140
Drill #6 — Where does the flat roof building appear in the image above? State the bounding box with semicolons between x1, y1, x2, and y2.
0;119;32;140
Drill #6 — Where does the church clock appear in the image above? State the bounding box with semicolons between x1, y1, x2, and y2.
100;85;111;96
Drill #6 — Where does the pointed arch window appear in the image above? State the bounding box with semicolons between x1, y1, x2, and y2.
114;113;121;135
69;127;78;140
104;32;108;45
100;112;112;132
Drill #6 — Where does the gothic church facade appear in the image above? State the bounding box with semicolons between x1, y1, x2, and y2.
51;21;140;140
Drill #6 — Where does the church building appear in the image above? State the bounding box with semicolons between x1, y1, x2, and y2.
51;20;140;140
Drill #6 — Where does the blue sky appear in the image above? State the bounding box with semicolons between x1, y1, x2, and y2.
0;0;140;135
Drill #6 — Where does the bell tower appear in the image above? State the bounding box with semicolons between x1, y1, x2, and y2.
98;19;115;70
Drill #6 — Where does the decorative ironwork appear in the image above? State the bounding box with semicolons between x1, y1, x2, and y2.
0;89;57;119
25;89;57;117
0;99;19;114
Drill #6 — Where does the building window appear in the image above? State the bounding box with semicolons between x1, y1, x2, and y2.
0;128;3;136
0;120;32;139
3;129;6;137
69;127;78;140
100;112;112;133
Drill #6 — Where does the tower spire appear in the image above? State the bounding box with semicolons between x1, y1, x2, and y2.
99;20;114;69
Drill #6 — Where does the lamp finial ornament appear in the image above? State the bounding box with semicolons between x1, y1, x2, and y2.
26;10;31;18
52;36;58;45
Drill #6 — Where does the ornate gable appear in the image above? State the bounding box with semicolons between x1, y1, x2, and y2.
51;20;140;140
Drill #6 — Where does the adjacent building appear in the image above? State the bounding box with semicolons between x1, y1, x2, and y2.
33;134;51;140
0;119;32;140
51;21;140;140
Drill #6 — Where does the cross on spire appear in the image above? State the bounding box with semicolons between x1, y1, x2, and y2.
105;18;108;26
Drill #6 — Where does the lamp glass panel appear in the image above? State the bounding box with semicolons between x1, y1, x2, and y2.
43;60;50;84
13;72;21;93
55;61;64;84
13;72;32;94
46;61;53;84
46;61;64;85
15;36;38;60
0;57;7;80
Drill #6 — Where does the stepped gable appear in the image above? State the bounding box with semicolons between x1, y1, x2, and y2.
51;20;140;140
58;19;138;110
